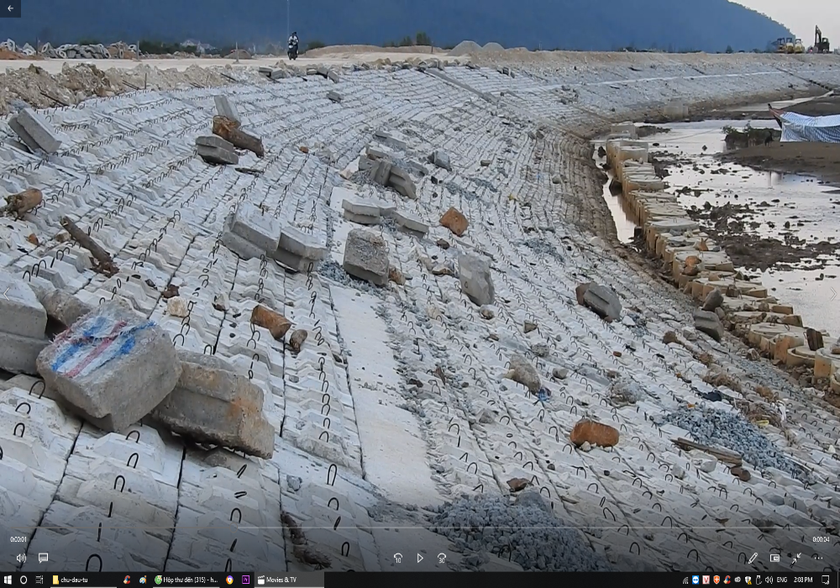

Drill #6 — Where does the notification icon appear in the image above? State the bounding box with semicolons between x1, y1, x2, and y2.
725;577;732;585
225;578;233;586
714;577;721;585
123;578;130;585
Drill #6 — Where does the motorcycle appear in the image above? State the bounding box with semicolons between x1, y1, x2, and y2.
287;41;299;60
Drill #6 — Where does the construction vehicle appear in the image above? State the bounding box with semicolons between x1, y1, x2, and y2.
794;38;805;53
775;37;796;53
815;26;830;53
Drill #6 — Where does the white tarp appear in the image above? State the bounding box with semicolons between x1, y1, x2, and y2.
778;111;840;143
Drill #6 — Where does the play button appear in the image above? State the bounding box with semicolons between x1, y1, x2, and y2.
417;554;423;563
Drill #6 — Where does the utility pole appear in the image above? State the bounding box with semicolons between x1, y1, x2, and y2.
286;0;290;43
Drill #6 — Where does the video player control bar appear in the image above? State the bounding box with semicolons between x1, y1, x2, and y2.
1;0;20;18
0;574;836;588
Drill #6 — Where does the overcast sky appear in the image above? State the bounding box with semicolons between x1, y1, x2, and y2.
733;0;838;48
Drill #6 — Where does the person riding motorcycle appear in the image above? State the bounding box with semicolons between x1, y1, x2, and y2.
287;32;299;59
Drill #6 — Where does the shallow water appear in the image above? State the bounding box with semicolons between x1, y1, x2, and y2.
600;121;840;337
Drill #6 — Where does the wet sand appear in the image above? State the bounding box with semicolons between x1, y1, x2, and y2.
720;142;840;185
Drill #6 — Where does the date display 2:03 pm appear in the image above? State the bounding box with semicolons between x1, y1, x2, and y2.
1;0;21;18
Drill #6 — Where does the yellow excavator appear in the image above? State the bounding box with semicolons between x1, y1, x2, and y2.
815;26;831;53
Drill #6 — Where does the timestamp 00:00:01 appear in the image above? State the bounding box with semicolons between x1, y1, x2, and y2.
9;537;28;543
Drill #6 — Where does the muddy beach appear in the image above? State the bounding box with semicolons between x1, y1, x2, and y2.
608;119;840;335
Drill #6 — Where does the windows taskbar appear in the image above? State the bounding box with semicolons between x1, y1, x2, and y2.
1;573;836;588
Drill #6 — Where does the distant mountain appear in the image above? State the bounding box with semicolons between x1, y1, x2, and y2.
1;0;791;53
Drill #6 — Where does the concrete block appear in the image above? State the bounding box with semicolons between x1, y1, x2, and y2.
428;149;452;171
370;160;393;186
343;210;380;225
229;203;281;253
35;300;182;432
13;108;62;153
278;226;328;261
458;254;495;306
342;197;381;218
151;350;275;458
343;229;389;287
270;69;288;80
196;135;235;151
387;166;417;200
582;283;622;322
0;330;49;375
7;117;40;153
327;90;342;103
327;70;340;83
197;145;239;165
393;210;429;235
213;95;240;123
0;273;47;338
270;247;314;273
221;225;264;260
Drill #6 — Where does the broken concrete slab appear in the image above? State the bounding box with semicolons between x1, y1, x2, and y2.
341;197;381;218
343;210;381;225
151;350;275;458
227;203;281;253
270;69;288;80
387;165;418;200
27;281;95;329
196;135;235;151
0;272;47;338
278;226;328;261
220;214;265;260
581;283;622;322
214;95;241;124
35;300;182;432
458;254;495;306
0;330;49;375
197;144;239;165
343;229;389;286
327;91;342;103
11;108;62;153
428;149;452;171
694;309;724;342
393;210;429;235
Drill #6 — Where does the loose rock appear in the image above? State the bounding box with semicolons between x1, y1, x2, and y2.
289;329;308;353
570;419;620;448
702;288;724;312
440;207;468;236
506;353;541;393
251;305;293;340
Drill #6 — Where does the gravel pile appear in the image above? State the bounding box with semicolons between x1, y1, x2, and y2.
521;237;561;259
660;406;811;482
429;494;611;571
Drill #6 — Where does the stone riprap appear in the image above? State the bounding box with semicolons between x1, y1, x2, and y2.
2;52;840;573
